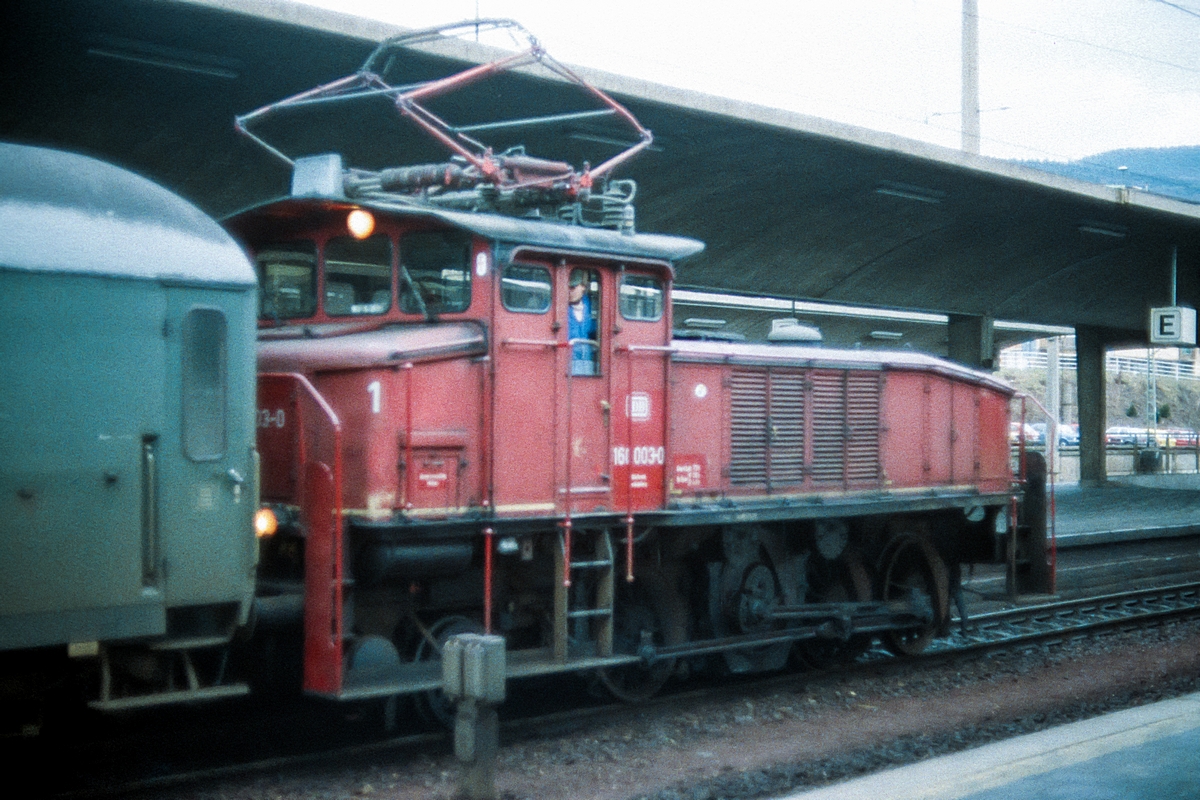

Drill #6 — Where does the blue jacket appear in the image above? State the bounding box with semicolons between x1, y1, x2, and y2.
568;295;597;375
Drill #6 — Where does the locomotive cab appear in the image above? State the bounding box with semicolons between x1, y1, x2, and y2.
227;183;706;700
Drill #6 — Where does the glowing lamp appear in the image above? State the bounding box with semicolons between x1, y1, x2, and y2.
347;208;375;239
255;507;279;538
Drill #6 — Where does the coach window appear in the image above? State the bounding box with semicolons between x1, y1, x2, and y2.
256;241;317;320
501;263;552;313
182;308;227;461
619;274;664;321
324;235;392;316
399;230;472;316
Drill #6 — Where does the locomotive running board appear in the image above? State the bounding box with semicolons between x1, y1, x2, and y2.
332;648;642;701
638;597;934;665
333;596;933;701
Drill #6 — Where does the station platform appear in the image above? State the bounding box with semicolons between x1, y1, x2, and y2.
780;691;1200;799
1052;476;1200;546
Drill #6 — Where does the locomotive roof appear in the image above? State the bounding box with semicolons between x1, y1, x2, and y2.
0;143;254;287
671;338;1015;395
228;197;706;264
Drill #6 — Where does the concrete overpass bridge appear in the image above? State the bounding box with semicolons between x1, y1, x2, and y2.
4;0;1200;483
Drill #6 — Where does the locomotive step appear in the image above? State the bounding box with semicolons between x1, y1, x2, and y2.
87;683;249;712
148;635;234;651
568;559;613;569
567;608;613;619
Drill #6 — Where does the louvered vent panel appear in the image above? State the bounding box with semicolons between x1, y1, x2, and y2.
810;371;846;483
768;370;806;485
729;369;768;485
845;372;882;484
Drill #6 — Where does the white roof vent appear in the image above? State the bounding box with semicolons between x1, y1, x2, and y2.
767;318;822;343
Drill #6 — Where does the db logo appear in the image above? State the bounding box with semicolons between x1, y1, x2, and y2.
627;392;651;422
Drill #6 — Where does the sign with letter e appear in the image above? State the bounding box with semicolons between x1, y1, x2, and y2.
1150;307;1197;345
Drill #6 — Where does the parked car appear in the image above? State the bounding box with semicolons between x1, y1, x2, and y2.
1057;423;1080;446
1009;422;1044;444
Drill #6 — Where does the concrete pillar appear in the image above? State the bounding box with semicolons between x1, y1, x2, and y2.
947;314;995;369
1075;326;1108;486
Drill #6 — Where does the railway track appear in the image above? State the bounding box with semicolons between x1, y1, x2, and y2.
929;581;1200;655
46;581;1200;799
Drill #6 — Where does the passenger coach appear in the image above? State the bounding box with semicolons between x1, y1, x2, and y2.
0;143;259;715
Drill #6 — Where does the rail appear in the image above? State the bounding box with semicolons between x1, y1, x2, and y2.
926;581;1200;655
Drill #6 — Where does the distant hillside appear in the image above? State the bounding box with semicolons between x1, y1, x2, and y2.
1018;146;1200;204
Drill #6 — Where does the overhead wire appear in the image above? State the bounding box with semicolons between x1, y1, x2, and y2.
1147;0;1200;20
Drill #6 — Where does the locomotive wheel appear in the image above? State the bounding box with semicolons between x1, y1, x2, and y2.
411;615;483;727
596;568;686;702
879;535;950;657
795;556;873;669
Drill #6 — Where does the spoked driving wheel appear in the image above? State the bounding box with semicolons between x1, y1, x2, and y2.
879;535;949;657
596;569;686;702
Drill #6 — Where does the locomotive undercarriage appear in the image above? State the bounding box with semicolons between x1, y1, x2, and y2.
250;500;1014;708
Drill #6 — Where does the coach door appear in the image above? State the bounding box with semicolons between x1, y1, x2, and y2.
160;288;256;608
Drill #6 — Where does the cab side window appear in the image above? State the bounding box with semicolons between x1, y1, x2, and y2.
501;263;551;313
619;274;664;321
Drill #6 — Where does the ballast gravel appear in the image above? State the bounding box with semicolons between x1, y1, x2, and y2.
162;616;1200;800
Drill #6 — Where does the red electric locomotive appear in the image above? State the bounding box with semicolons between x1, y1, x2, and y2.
229;21;1046;707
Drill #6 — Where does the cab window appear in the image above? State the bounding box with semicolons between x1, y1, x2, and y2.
399;231;471;315
568;268;600;376
324;235;392;316
501;263;551;313
257;241;317;320
619;274;664;322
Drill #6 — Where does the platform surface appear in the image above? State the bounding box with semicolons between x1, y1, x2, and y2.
778;692;1200;799
1053;477;1200;545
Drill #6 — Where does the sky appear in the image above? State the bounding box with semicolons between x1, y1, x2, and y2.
297;0;1200;163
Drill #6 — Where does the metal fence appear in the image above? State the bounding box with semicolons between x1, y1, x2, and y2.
998;349;1198;380
1021;444;1200;483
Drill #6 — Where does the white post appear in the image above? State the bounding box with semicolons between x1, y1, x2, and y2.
961;0;981;154
1046;337;1060;476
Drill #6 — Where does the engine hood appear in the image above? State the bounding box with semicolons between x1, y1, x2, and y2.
258;321;487;373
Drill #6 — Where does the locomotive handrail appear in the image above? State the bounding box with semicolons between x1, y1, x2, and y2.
501;337;559;348
258;372;345;697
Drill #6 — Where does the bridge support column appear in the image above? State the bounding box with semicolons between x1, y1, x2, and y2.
947;314;995;369
1076;326;1108;486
